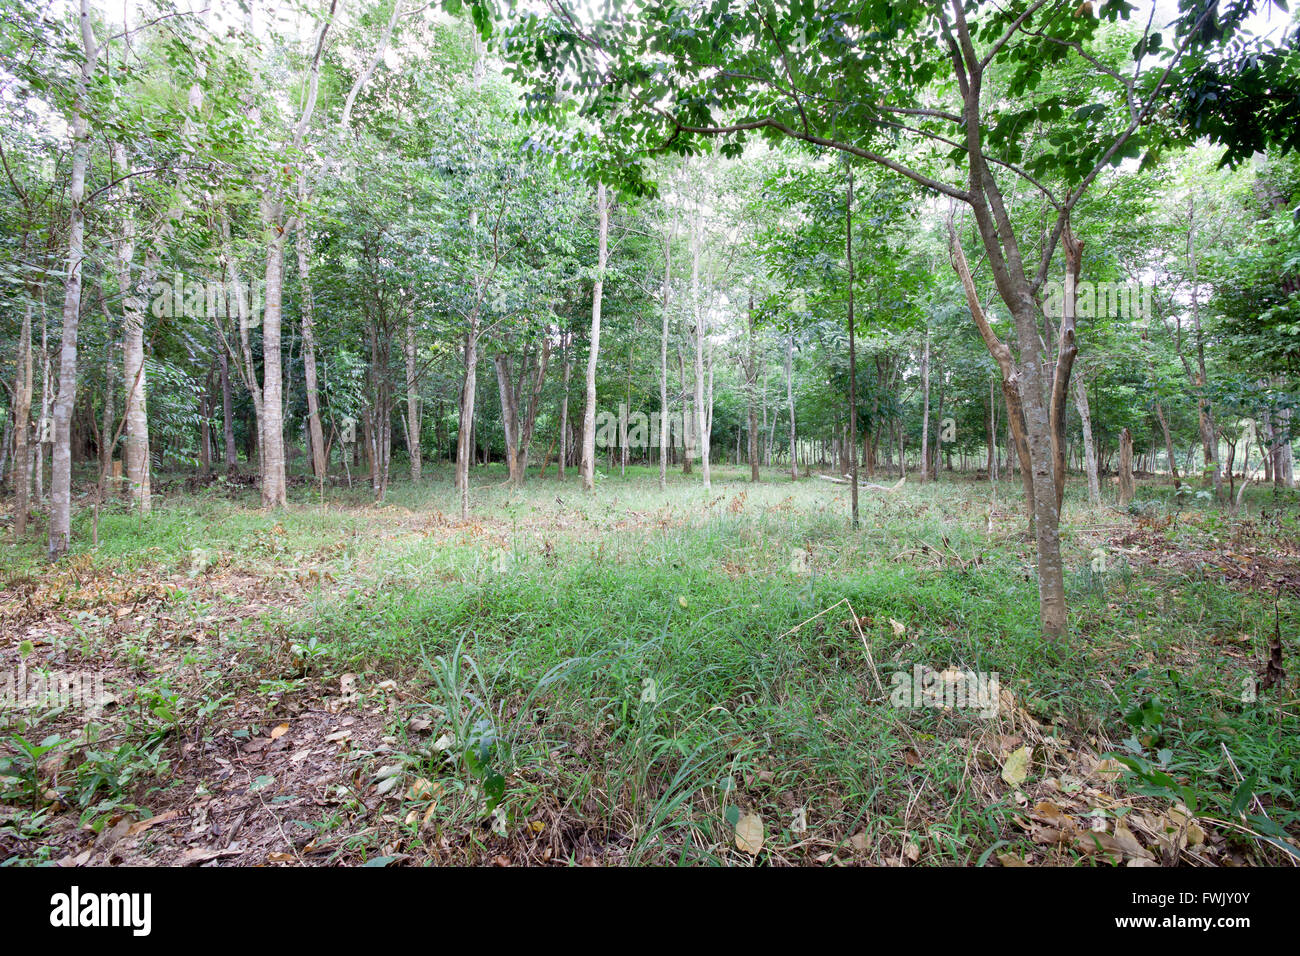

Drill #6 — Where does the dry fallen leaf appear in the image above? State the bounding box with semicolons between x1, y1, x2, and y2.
406;777;441;801
269;723;290;741
735;813;765;856
1001;746;1031;787
1091;757;1124;782
177;845;242;866
1031;800;1068;827
1113;819;1155;861
126;809;184;836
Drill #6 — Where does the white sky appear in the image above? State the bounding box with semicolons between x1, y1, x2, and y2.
87;0;1293;41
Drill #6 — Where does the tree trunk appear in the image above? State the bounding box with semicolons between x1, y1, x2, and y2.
1182;197;1224;501
679;347;693;474
296;211;328;481
659;226;672;491
494;353;523;484
456;325;478;518
747;293;759;483
919;331;930;484
948;212;1068;639
520;339;550;477
786;325;797;482
259;231;290;509
1118;427;1135;508
399;318;419;481
559;332;571;479
1074;376;1102;506
691;213;710;491
49;0;100;560
987;375;997;482
580;182;607;493
198;365;212;477
218;337;237;472
845;170;859;526
111;143;152;514
13;292;34;535
1153;399;1181;490
97;340;116;496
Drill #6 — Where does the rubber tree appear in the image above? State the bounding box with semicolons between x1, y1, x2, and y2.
580;181;608;492
48;0;101;560
488;0;1235;640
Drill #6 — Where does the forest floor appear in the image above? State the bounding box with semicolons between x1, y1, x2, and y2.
1;464;1298;866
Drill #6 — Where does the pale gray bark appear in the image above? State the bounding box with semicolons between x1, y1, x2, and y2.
580;182;608;493
691;214;710;491
558;332;571;478
405;317;421;481
296;212;327;480
48;0;100;559
659;225;672;491
13;291;34;535
456;324;479;518
919;331;930;483
1073;376;1101;506
1119;427;1135;508
787;326;797;481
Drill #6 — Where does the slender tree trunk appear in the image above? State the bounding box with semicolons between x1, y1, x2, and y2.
219;338;236;472
49;0;100;559
198;365;212;477
399;317;419;480
680;347;693;474
948;213;1070;638
919;331;930;484
846;170;859;526
659;227;672;491
297;210;328;480
559;332;571;479
691;214;710;491
580;182;607;493
1153;399;1181;490
787;324;797;481
747;293;759;483
111;142;152;515
456;325;478;517
97;340;116;496
1073;376;1102;506
1271;381;1294;489
987;375;997;482
253;4;333;508
1118;427;1135;507
259;232;290;509
1182;197;1224;501
14;293;34;535
225;226;265;477
519;339;550;477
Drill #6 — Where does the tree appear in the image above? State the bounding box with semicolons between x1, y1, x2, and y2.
48;0;100;559
488;0;1261;642
580;181;608;492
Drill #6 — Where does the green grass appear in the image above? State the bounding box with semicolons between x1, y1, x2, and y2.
3;463;1298;865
